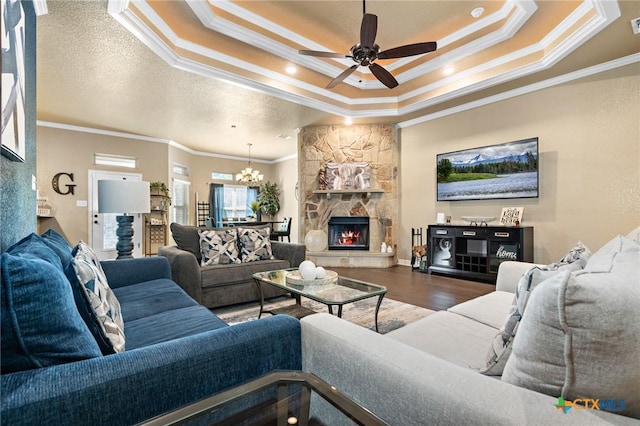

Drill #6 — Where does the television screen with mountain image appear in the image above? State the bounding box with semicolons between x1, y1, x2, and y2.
437;137;539;201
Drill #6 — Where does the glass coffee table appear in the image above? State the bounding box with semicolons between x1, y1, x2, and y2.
253;269;387;332
141;371;387;425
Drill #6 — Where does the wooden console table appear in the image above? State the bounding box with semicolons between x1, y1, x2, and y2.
427;224;533;283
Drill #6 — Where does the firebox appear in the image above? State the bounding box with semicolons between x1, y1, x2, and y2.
328;216;370;251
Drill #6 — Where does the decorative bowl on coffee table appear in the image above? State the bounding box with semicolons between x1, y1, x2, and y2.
285;270;338;286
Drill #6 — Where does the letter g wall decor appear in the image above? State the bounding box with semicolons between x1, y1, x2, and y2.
52;172;76;195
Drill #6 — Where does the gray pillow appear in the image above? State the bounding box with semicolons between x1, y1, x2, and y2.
481;242;590;375
502;235;640;419
170;223;204;262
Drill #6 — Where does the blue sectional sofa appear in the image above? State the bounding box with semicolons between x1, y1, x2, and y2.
1;231;301;425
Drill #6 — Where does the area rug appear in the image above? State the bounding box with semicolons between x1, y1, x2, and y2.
212;296;434;334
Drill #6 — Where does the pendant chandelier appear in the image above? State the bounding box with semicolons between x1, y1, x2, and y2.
236;143;263;186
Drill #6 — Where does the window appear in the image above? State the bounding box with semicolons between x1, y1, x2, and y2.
172;179;191;225
94;153;137;169
173;163;189;176
212;172;233;181
223;185;248;219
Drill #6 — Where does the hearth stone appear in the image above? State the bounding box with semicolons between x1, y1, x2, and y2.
306;250;395;268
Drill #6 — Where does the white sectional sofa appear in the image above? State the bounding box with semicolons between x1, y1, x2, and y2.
301;232;640;425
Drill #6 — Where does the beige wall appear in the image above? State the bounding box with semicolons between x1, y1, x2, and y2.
399;64;640;264
36;126;169;244
275;156;300;243
37;128;280;247
37;64;639;264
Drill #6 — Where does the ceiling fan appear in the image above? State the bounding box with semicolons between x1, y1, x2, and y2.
299;0;437;89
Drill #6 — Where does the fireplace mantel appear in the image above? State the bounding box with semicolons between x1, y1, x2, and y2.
312;189;385;199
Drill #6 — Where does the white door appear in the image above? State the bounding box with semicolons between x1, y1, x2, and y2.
88;170;144;260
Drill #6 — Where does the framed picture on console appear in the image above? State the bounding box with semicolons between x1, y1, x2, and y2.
499;207;523;226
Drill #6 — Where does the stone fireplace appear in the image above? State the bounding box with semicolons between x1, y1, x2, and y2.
299;124;399;268
328;216;370;251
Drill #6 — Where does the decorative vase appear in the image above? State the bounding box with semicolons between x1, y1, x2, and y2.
305;229;327;252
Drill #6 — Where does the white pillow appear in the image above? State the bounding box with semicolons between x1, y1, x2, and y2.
502;236;640;419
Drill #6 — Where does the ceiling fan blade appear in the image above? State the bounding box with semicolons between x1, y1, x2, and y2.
369;63;398;89
360;13;377;47
377;42;437;59
299;50;350;58
326;65;359;89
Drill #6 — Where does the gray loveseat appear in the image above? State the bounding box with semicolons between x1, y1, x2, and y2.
300;232;640;425
159;223;306;308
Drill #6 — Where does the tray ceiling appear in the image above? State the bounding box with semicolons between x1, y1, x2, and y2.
36;1;639;160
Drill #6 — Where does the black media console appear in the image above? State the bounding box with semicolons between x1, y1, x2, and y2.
426;224;533;283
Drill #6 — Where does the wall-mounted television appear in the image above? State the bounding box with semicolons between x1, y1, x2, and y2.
437;137;539;201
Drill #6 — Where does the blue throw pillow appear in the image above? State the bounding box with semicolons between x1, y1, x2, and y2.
1;252;103;373
40;229;73;268
7;233;63;270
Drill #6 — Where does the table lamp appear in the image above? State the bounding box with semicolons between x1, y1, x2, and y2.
98;180;150;259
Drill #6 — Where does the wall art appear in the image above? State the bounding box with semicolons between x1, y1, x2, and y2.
1;0;27;162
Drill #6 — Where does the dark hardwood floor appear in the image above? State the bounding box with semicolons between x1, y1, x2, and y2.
329;265;495;311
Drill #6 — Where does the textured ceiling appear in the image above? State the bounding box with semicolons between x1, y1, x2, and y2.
36;1;640;161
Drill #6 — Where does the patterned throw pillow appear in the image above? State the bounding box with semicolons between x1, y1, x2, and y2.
65;242;125;354
198;228;241;265
237;226;275;263
481;241;591;375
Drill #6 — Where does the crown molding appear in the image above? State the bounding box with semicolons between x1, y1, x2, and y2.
36;54;637;161
107;0;620;117
35;121;291;163
36;53;638;161
398;53;640;128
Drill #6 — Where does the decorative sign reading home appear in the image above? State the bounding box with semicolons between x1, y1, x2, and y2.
325;162;371;190
495;245;518;260
499;207;523;226
52;172;76;195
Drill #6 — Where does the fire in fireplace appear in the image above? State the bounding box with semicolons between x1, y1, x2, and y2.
328;216;370;251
